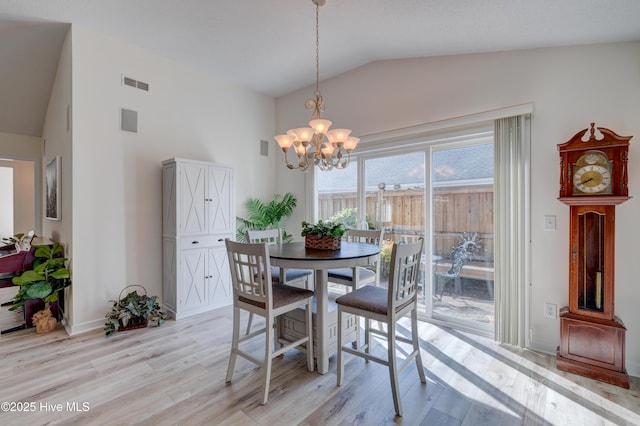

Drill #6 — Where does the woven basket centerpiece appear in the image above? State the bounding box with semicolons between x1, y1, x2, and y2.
301;220;346;251
305;234;341;250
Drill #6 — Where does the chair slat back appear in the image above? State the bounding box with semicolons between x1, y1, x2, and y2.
225;239;272;306
246;228;282;245
344;229;383;246
389;239;423;311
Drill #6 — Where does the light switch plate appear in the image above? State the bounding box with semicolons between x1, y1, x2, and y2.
544;215;556;231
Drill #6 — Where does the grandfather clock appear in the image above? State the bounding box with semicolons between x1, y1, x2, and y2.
556;123;631;388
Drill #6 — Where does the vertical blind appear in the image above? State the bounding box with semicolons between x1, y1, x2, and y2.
494;115;531;346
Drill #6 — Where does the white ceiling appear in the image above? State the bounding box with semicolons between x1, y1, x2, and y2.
1;0;640;137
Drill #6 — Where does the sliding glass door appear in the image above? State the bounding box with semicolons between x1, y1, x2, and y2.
363;152;426;294
431;142;495;332
315;132;495;335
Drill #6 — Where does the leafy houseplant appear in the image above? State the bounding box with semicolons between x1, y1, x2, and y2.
301;220;346;250
236;192;297;242
10;242;70;315
104;287;167;336
2;232;27;246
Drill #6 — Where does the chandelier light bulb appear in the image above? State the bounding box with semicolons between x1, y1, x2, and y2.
275;134;294;149
327;128;351;143
294;143;307;156
343;136;360;151
291;127;314;142
309;119;332;136
321;143;335;156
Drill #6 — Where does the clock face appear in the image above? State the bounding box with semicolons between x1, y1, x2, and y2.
572;151;612;195
573;164;611;193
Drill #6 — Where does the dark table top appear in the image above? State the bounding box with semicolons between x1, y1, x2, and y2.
268;241;380;262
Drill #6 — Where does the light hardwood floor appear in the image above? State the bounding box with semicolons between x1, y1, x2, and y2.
1;287;639;425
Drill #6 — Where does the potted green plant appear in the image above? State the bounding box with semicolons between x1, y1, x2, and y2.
10;242;70;323
104;286;167;336
236;192;298;242
301;220;346;250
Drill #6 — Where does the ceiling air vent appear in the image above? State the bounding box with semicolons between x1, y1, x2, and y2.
123;76;137;88
122;76;150;92
136;80;149;91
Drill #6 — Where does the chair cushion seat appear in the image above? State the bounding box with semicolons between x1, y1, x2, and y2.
335;285;388;315
239;284;314;310
335;285;413;316
327;267;375;282
271;267;312;283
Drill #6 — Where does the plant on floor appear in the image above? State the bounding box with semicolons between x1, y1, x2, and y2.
104;287;167;336
236;192;298;242
10;242;70;312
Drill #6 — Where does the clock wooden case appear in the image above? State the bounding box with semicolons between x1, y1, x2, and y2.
556;123;631;388
558;123;630;203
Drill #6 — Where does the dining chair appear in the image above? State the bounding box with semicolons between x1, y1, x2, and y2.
225;239;314;405
327;229;383;292
245;228;314;335
336;238;426;417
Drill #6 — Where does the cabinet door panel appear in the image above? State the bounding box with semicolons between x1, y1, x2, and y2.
208;166;233;234
180;164;207;235
180;249;208;309
208;245;232;309
162;163;177;237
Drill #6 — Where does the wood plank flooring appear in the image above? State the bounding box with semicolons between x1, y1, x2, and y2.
1;287;639;425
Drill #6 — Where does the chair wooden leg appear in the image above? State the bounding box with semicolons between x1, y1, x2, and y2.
262;316;274;405
364;317;371;363
387;319;402;417
245;312;254;335
306;299;314;372
226;306;240;383
412;308;427;384
337;307;344;386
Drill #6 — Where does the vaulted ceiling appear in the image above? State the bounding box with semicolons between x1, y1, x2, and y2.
1;0;639;137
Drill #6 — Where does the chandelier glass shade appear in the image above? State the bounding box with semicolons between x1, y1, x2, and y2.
274;0;358;171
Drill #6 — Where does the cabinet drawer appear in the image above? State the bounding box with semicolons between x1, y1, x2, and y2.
179;235;230;250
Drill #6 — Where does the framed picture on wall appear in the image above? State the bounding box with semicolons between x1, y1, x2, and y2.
45;156;60;220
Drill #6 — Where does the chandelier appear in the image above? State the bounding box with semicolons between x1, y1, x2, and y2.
274;0;359;172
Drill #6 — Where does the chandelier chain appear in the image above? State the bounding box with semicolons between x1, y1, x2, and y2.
315;2;320;97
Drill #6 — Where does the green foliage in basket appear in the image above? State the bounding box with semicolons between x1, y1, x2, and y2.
301;220;346;239
104;289;167;336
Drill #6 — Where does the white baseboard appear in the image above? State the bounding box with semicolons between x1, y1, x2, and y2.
63;318;104;336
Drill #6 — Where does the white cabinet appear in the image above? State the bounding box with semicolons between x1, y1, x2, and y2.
162;158;234;319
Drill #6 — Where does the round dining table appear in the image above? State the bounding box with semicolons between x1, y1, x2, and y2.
268;241;381;374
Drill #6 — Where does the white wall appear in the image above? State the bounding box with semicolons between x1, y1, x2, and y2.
275;41;640;376
0;132;42;158
42;27;73;324
0;133;42;236
12;160;35;234
0;160;34;238
67;25;277;333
